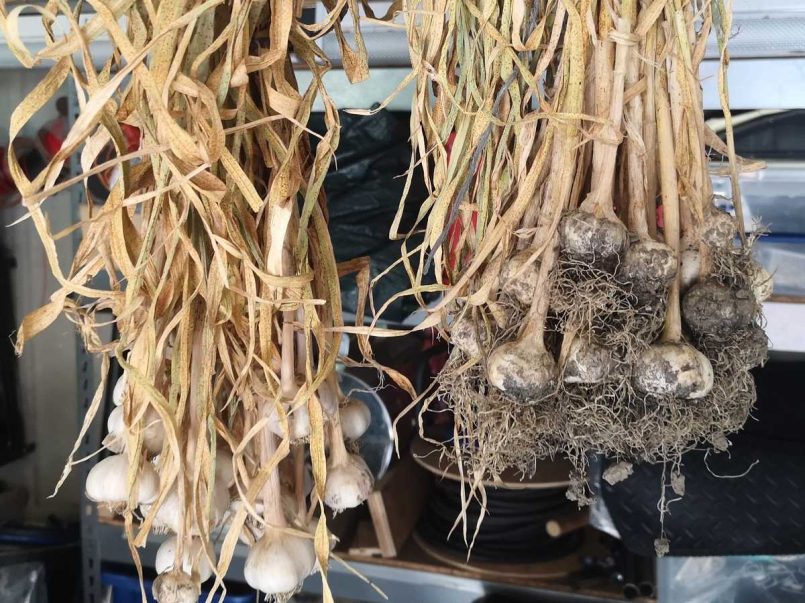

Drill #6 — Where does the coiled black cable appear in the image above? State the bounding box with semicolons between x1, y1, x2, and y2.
418;479;582;563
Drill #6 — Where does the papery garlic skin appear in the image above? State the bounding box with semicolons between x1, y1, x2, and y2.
750;262;773;303
85;453;159;505
243;527;315;595
155;536;213;582
680;247;701;291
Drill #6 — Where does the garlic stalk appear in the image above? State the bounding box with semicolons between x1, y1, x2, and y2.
618;0;676;302
559;4;631;270
215;448;235;488
632;63;713;400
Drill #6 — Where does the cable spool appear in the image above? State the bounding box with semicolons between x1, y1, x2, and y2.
418;479;581;563
411;437;583;570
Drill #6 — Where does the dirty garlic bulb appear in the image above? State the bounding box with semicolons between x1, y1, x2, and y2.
152;570;199;603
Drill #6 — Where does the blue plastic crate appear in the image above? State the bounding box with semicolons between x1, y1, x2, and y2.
101;571;253;603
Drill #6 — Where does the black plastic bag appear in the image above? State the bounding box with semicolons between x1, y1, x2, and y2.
311;109;434;324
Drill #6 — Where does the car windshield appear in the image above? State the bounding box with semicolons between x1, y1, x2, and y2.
709;110;805;160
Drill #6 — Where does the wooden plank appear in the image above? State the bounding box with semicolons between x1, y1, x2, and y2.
366;453;432;557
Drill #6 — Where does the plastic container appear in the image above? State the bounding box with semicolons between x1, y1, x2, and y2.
657;555;805;603
101;571;253;603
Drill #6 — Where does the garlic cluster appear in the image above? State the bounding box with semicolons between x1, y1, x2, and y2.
92;368;376;601
92;371;236;591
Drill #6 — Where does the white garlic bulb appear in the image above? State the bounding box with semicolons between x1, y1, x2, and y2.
339;398;371;440
104;405;165;455
112;373;128;406
155;536;213;583
147;481;229;534
243;528;315;595
324;453;373;511
85;453;159;505
266;402;310;441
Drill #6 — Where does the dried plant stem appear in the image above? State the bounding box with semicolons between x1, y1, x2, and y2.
655;40;682;343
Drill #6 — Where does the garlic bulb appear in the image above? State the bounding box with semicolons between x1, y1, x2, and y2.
243;527;315;596
499;251;539;305
339;398;371;440
750;262;773;303
112;373;128;406
103;407;126;454
148;481;229;534
680;247;701;291
633;342;714;400
266;402;310;441
450;314;483;357
322;378;374;511
155;536;213;582
86;453;159;505
324;453;373;511
152;570;199;603
104;405;165;455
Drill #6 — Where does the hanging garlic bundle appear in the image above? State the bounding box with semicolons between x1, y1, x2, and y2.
2;0;378;599
396;0;768;529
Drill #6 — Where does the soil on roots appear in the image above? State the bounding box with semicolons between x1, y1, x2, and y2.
709;235;763;295
426;245;760;508
429;295;557;479
550;258;666;354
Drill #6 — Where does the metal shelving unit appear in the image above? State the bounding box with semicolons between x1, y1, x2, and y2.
39;3;803;601
93;521;619;603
